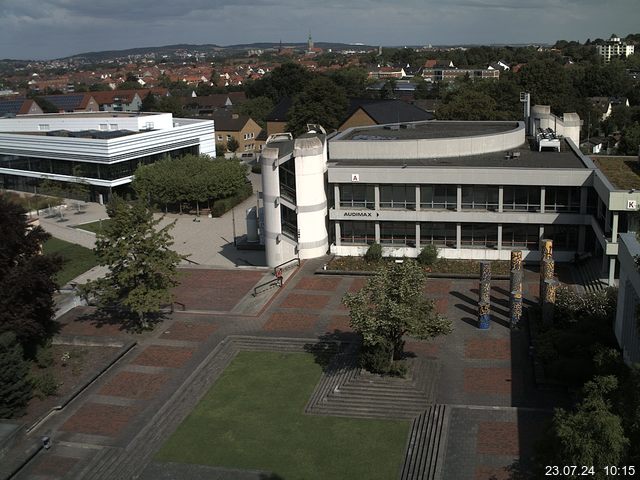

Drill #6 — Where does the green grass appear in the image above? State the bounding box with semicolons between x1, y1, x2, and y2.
43;237;98;285
593;155;640;190
74;219;111;234
156;351;410;480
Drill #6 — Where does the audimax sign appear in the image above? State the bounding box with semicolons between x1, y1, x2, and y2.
342;211;380;217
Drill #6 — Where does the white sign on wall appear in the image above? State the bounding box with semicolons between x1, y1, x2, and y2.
351;174;360;182
628;200;637;210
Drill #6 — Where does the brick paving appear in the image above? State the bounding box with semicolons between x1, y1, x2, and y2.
262;312;320;332
160;321;218;342
22;261;564;480
464;367;513;395
465;338;511;360
131;345;194;369
325;314;352;333
279;292;331;309
99;371;171;400
296;276;342;291
61;403;139;437
476;421;520;455
172;269;264;311
32;455;80;477
475;465;511;480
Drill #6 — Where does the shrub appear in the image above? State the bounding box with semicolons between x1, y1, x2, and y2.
364;242;382;263
0;332;33;418
211;183;253;217
359;340;393;374
35;343;54;369
31;371;58;399
417;245;438;266
251;163;262;174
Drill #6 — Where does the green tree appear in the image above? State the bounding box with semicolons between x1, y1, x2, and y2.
0;332;33;418
0;195;61;353
226;137;240;153
140;92;158;112
286;76;348;135
618;123;640;156
79;197;184;329
436;88;499;120
245;62;312;102
544;376;628;478
238;96;274;128
343;260;452;373
32;96;59;113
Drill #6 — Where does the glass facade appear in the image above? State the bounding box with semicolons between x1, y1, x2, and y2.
278;161;296;203
380;222;415;246
502;224;540;249
281;205;298;240
503;186;540;212
461;223;498;248
545;187;581;213
544;225;579;250
420;185;456;210
340;184;375;209
380;184;415;209
461;185;499;211
420;222;456;247
0;146;198;182
340;221;375;245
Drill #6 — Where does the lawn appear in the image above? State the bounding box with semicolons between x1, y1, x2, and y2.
156;351;410;480
43;237;97;285
74;219;111;234
592;155;640;190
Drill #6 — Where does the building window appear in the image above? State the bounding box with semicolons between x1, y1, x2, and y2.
420;185;456;210
109;124;118;130
545;225;579;250
279;160;296;203
340;184;375;209
281;205;298;240
38;124;50;131
380;222;415;246
461;223;498;249
380;184;416;209
340;221;375;245
217;135;223;141
461;185;499;210
502;224;539;249
545;187;581;213
99;124;108;131
420;222;456;247
226;135;232;141
503;186;540;212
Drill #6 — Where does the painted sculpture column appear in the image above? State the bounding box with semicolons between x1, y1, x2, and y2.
539;239;554;306
478;261;491;329
542;278;560;325
509;250;523;327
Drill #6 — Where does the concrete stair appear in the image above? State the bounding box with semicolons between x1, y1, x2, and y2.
400;405;449;480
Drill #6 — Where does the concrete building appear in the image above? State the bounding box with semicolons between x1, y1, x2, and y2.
0;112;215;203
258;107;640;289
597;34;635;63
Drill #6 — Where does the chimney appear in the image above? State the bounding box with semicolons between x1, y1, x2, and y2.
232;113;239;119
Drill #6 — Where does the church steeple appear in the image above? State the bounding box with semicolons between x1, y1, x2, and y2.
307;32;314;53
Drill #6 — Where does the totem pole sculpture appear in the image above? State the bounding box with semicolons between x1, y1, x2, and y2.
478;261;491;329
539;239;554;307
509;250;523;328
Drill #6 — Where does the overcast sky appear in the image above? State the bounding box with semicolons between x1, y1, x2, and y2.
1;0;638;60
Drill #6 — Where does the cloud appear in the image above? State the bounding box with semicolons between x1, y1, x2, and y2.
0;0;638;59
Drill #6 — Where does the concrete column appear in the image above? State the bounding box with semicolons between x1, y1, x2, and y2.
497;224;503;250
580;187;588;215
578;225;586;252
540;186;546;213
415;223;421;248
498;186;504;213
612;212;619;243
374;185;380;210
375;222;380;243
605;209;612;234
456;223;462;249
334;184;341;210
335;222;341;247
415;185;421;212
608;257;616;286
456;185;462;212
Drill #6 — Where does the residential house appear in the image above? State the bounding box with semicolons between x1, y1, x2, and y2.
213;112;263;155
40;93;99;112
597;34;635;63
181;93;247;116
0;99;44;116
338;98;434;131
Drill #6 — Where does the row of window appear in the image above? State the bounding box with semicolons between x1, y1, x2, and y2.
339;221;579;250
0;146;198;181
338;184;584;213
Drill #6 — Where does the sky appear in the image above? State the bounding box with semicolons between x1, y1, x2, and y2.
0;0;639;60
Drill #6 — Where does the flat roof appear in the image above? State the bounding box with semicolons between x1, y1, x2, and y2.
11;112;160;119
339;121;519;141
330;138;587;170
593;156;640;190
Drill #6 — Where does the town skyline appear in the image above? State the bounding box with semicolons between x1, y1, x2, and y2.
1;0;639;60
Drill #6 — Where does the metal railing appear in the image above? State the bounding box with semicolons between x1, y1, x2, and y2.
274;257;300;276
253;277;283;296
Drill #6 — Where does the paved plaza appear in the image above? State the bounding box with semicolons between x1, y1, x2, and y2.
5;256;568;480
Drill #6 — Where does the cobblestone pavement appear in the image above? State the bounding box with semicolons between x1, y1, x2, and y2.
13;260;564;480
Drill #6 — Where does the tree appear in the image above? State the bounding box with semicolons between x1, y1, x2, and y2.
0;332;33;418
0;195;61;353
618;123;640;156
79;197;184;329
544;376;628;478
238;96;274;128
245;62;312;102
436;88;499;120
226;137;240;153
140;92;158;112
286;76;348;135
343;260;452;374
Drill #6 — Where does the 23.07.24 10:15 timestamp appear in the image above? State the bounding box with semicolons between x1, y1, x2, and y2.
545;465;636;476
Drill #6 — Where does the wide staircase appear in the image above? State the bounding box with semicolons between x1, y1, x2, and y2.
573;257;608;293
400;405;449;480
